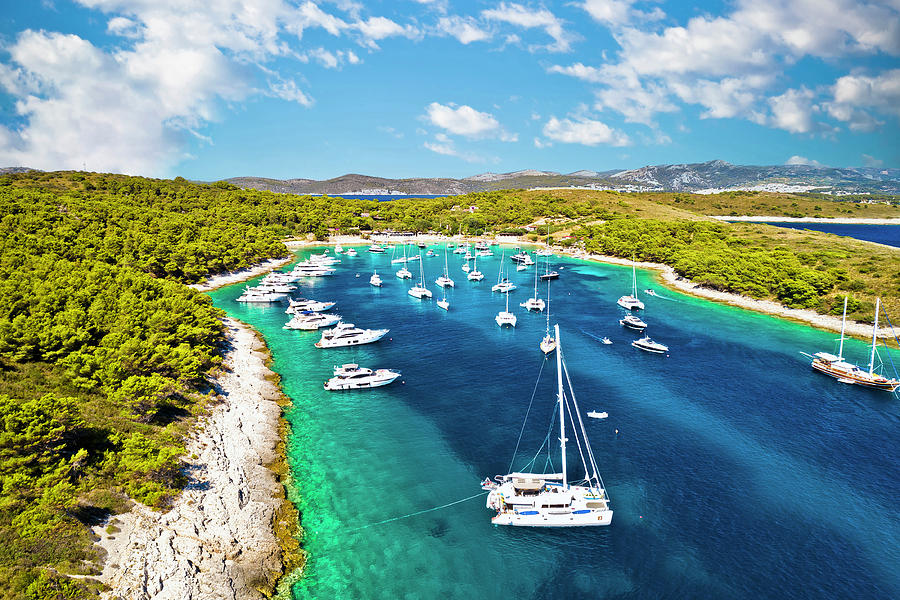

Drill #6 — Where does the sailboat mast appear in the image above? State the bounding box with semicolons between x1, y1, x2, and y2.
869;297;880;374
838;296;848;360
555;324;567;488
545;277;551;334
632;256;638;298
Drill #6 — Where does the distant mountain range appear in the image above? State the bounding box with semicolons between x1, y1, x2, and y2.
4;161;898;195
226;161;900;196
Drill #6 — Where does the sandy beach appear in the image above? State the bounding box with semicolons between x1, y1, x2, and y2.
92;318;290;599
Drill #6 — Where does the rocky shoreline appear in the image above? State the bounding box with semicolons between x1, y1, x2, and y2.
92;318;295;599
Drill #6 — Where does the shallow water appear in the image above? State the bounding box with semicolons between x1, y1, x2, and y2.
209;246;900;599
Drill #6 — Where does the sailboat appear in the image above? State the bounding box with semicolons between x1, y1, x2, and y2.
408;255;432;299
468;252;484;281
492;250;516;292
803;296;900;391
396;244;412;279
435;248;455;288
617;256;644;310
483;324;612;526
437;285;450;311
495;288;517;327
540;277;557;354
520;261;545;312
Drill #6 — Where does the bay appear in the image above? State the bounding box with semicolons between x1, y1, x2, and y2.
209;246;900;599
761;222;900;248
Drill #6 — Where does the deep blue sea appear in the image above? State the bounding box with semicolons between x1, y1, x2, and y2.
209;246;900;599
761;222;900;248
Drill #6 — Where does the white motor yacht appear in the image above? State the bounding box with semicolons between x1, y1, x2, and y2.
334;244;344;253
369;270;382;287
396;267;412;279
285;298;336;314
315;322;389;348
284;312;342;330
483;325;612;527
346;248;357;257
620;314;647;330
324;364;401;390
256;282;296;293
368;244;386;253
236;287;286;303
632;336;668;354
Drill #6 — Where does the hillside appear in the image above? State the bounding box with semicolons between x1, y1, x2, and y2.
224;160;900;196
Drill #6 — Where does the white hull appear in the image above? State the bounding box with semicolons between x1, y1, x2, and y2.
437;299;449;311
521;298;545;312
617;296;644;310
468;271;484;281
324;371;400;390
486;480;612;527
315;325;389;348
408;287;432;299
495;312;517;327
435;277;455;288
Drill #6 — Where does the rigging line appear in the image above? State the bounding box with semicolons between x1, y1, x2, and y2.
344;492;489;533
879;307;900;381
508;356;548;474
563;356;607;493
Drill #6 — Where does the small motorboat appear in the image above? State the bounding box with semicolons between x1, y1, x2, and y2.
539;270;560;281
632;336;668;354
644;289;657;296
426;249;436;257
601;337;612;345
346;248;358;257
587;411;608;419
437;299;449;311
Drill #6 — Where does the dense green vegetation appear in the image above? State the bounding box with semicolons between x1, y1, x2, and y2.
1;170;898;596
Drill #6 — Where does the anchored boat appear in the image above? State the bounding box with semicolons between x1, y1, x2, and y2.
324;364;400;390
483;325;612;527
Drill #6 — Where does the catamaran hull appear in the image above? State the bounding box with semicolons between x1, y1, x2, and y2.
811;361;900;391
491;510;613;527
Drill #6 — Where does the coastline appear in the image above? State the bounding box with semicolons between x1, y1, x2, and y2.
92;317;296;599
190;257;294;292
563;250;891;339
711;215;900;224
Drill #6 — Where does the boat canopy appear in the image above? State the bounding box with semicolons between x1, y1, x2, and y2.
507;472;565;480
814;352;841;362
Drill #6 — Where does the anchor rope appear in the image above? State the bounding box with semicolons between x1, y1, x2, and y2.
345;491;489;532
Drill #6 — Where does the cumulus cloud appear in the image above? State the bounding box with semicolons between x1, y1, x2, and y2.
786;155;824;167
0;0;419;175
861;154;883;168
437;15;491;44
481;2;576;52
542;116;630;146
561;0;900;136
424;102;516;141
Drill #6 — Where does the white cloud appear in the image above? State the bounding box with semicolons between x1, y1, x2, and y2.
481;2;576;52
353;16;420;49
581;0;634;27
437;16;491;44
424;102;516;141
768;88;817;134
548;62;604;83
423;137;484;162
542;116;630;146
300;47;360;68
861;154;884;167
786;155;824;167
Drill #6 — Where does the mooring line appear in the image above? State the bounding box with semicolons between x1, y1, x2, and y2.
345;491;489;532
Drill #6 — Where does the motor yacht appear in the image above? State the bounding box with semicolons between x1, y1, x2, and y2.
324;364;401;390
632;336;668;354
236;287;286;303
284;312;342;330
369;270;382;287
620;314;647;331
314;322;389;348
285;298;336;314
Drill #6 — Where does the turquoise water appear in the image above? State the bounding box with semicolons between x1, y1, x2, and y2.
209;247;900;599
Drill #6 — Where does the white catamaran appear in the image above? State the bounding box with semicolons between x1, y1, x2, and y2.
483;325;612;527
617;257;644;311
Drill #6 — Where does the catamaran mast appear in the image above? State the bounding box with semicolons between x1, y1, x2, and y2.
545;277;551;335
555;324;567;488
632;256;638;298
869;297;880;374
838;296;848;360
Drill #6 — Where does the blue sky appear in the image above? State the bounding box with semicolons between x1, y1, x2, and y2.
0;1;898;180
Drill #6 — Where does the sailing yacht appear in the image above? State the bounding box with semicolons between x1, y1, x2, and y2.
483;325;612;527
435;249;455;288
521;263;545;312
804;297;900;391
468;253;484;281
495;289;517;327
408;258;432;299
369;270;382;287
540;277;556;354
492;250;516;292
617;257;645;310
